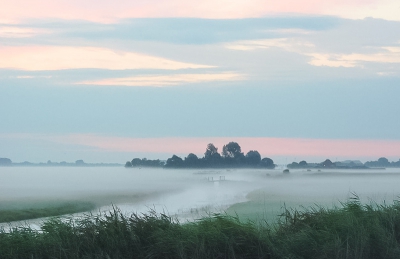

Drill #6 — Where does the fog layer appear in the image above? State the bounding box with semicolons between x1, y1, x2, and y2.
1;167;400;223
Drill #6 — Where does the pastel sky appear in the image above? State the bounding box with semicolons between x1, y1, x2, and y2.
1;0;400;163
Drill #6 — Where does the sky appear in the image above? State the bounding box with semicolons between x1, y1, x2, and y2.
1;0;400;164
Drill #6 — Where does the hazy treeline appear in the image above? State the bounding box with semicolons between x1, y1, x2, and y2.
288;157;400;169
128;158;165;167
125;142;275;169
0;158;11;166
0;158;121;167
287;159;367;169
364;157;400;168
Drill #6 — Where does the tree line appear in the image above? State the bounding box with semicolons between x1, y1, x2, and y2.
125;142;275;169
364;157;400;168
287;157;400;169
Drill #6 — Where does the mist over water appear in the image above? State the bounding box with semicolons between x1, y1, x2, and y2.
1;167;400;224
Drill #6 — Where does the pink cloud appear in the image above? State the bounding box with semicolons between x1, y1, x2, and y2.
0;0;391;23
78;73;244;87
2;133;399;162
0;46;211;71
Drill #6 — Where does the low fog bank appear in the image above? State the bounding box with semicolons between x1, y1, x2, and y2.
0;167;265;220
1;167;400;224
0;167;202;208
282;168;400;203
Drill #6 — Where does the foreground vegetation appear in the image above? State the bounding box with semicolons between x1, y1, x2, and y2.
2;198;400;259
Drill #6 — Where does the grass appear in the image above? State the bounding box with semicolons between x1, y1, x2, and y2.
225;189;338;224
2;197;400;258
272;197;400;259
0;202;96;223
0;192;164;223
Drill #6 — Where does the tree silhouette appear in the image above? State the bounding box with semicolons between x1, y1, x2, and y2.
222;142;243;159
222;142;245;165
129;142;276;169
125;161;132;167
204;143;222;166
131;158;142;167
299;160;308;167
75;160;85;165
378;157;389;166
204;143;219;160
165;155;184;168
260;158;275;168
185;153;199;167
0;158;12;165
246;150;261;165
321;159;334;168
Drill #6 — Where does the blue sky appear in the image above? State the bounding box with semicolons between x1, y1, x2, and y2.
1;2;400;163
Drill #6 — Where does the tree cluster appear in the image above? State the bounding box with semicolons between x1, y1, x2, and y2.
288;159;340;169
365;157;400;168
288;159;367;169
287;160;309;169
164;142;275;169
125;158;165;168
287;157;400;169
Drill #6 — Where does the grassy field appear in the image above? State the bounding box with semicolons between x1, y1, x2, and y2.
225;188;342;223
0;201;96;223
0;191;167;223
1;198;400;258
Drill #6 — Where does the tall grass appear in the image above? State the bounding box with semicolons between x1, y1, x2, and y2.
1;198;400;258
272;197;400;259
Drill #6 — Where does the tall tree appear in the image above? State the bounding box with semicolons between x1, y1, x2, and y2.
222;142;245;165
125;161;132;167
378;157;390;166
222;142;243;158
246;150;261;165
204;143;219;160
204;143;222;166
165;155;183;168
131;158;142;167
299;160;308;167
321;159;334;167
185;153;199;167
260;157;275;168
